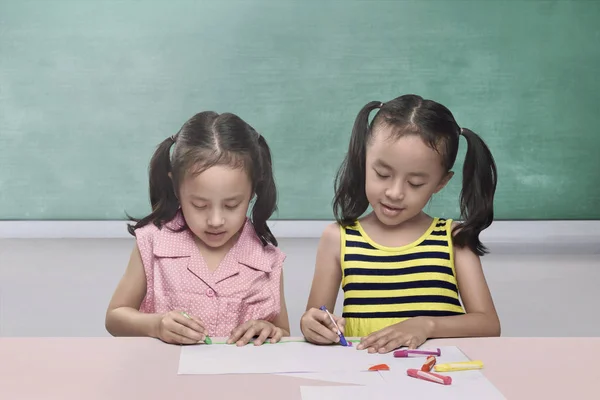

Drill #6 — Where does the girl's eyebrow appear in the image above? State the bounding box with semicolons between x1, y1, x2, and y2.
375;159;430;178
408;172;430;178
191;194;244;202
374;159;393;169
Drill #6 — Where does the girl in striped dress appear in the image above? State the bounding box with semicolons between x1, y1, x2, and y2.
300;94;501;354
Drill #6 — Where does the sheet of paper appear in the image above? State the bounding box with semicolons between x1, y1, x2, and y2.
301;377;506;400
275;371;385;385
178;342;470;375
179;341;393;374
374;345;506;399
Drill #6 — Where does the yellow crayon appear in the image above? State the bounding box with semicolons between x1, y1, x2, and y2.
434;360;484;372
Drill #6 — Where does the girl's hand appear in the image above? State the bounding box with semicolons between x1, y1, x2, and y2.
357;317;434;354
228;320;284;346
155;311;208;345
300;307;346;345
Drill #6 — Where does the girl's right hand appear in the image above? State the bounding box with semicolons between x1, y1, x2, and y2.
300;307;346;345
155;311;208;345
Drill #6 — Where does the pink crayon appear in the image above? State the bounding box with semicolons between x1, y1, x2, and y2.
407;368;452;385
394;348;441;358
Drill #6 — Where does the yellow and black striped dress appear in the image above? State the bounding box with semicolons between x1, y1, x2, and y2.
341;218;465;337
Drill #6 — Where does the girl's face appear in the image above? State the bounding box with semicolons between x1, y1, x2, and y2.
364;127;453;227
178;164;253;250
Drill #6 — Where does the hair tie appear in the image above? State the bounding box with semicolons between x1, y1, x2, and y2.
170;134;177;143
380;102;384;108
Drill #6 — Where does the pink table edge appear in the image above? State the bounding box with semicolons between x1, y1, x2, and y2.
2;336;600;400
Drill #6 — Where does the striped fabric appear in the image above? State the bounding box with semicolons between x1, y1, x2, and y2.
340;218;464;337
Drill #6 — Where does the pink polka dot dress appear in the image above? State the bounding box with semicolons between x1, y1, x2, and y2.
136;212;285;337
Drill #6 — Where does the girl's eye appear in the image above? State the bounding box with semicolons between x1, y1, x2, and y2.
225;204;240;210
375;170;389;179
193;204;207;210
409;182;425;188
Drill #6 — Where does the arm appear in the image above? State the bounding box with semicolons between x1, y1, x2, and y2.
305;223;343;313
300;223;346;344
105;244;160;337
105;244;205;343
425;239;501;338
357;223;500;353
270;272;291;337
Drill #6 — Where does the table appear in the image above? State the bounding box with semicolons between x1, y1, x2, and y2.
1;337;599;399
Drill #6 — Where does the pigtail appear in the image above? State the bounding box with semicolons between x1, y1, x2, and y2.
127;136;180;235
251;134;278;246
333;101;382;225
453;128;498;256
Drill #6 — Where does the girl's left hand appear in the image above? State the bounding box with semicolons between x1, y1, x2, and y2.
227;320;284;346
357;317;434;354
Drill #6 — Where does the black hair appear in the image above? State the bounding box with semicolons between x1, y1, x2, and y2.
128;111;278;246
333;94;497;256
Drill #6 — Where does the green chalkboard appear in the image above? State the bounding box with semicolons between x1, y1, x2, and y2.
1;0;599;220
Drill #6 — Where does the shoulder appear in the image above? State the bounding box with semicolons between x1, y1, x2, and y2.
133;223;160;254
238;220;286;271
444;219;480;260
447;219;463;239
262;241;286;269
320;222;343;246
133;212;186;240
315;222;343;262
133;222;160;241
133;213;194;258
432;217;458;244
430;217;456;233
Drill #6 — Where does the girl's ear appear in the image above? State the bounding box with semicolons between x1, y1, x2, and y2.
434;171;454;194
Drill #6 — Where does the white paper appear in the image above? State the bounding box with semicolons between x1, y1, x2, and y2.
301;378;506;400
179;342;471;376
178;341;393;374
276;371;385;385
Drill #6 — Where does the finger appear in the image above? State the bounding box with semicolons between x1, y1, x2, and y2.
336;317;346;335
163;317;204;342
238;325;260;346
357;333;377;350
315;310;338;330
307;319;340;344
364;332;394;353
164;331;198;345
253;326;272;346
270;328;284;344
174;313;206;335
169;320;205;342
357;329;386;350
372;334;394;353
407;336;421;349
228;321;252;344
378;337;405;354
188;315;209;335
301;310;342;344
